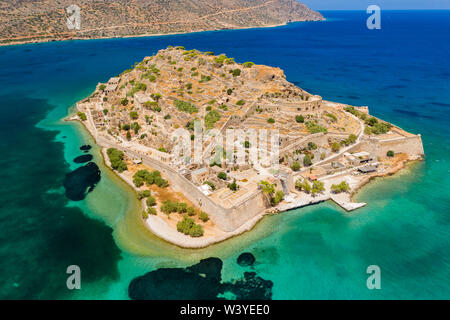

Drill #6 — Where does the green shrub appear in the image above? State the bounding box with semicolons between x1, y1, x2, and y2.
291;161;301;171
303;155;312;167
324;112;337;122
204;110;221;129
236;99;245;106
331;142;341;152
147;207;157;215
107;148;127;172
231;69;241;77
305;121;327;134
311;180;325;195
218;172;227;180
203;181;216;190
199;211;209;222
186;207;196;216
174;99;198;114
295;115;304;123
176;215;204;237
176;202;187;213
133;176;144;187
137;190;151;199
227;179;239;191
77;112;87;121
130;111;139;120
146;196;156;207
243;62;255;68
295;178;311;193
267;118;275;124
387;150;395;157
331;181;350;194
271;190;284;206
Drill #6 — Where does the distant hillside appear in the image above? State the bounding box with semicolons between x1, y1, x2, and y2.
0;0;324;45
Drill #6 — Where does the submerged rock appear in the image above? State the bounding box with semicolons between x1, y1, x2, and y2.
129;257;223;300
223;272;273;300
128;257;273;300
237;252;256;267
73;154;93;164
63;162;100;201
79;144;91;151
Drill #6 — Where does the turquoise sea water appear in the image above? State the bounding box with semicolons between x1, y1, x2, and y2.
0;10;448;299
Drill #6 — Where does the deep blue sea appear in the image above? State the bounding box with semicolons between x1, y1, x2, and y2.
0;10;448;299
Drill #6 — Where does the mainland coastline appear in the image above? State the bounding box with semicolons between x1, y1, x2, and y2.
68;46;424;248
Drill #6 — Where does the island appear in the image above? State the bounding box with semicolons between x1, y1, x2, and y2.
72;46;424;248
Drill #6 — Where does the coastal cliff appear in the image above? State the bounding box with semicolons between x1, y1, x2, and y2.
0;0;324;45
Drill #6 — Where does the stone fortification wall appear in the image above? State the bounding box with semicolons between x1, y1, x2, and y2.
97;136;267;232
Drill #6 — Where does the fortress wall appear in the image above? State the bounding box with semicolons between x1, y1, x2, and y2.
357;135;424;158
97;136;267;232
373;135;424;158
277;99;323;114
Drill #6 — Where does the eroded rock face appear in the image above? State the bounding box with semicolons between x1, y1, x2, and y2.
237;252;256;267
63;162;100;201
128;257;273;300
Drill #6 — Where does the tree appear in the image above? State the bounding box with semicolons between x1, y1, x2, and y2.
311;180;325;196
103;109;108;116
295;178;314;194
227;179;239;191
387;150;394;157
133;176;144;188
99;84;106;91
176;215;204;237
291;161;301;171
147;207;157;215
126;131;131;141
331;181;350;194
218;172;227;180
295;115;304;123
130;111;139;120
137;190;151;199
331;141;341;152
267;118;275;124
199;211;209;222
146;196;156;207
186;207;196;216
107;148;127;172
232;69;241;77
271;190;284;206
120;98;128;106
77;112;87;121
303;154;312;167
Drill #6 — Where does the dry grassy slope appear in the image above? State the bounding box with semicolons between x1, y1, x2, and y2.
0;0;324;43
